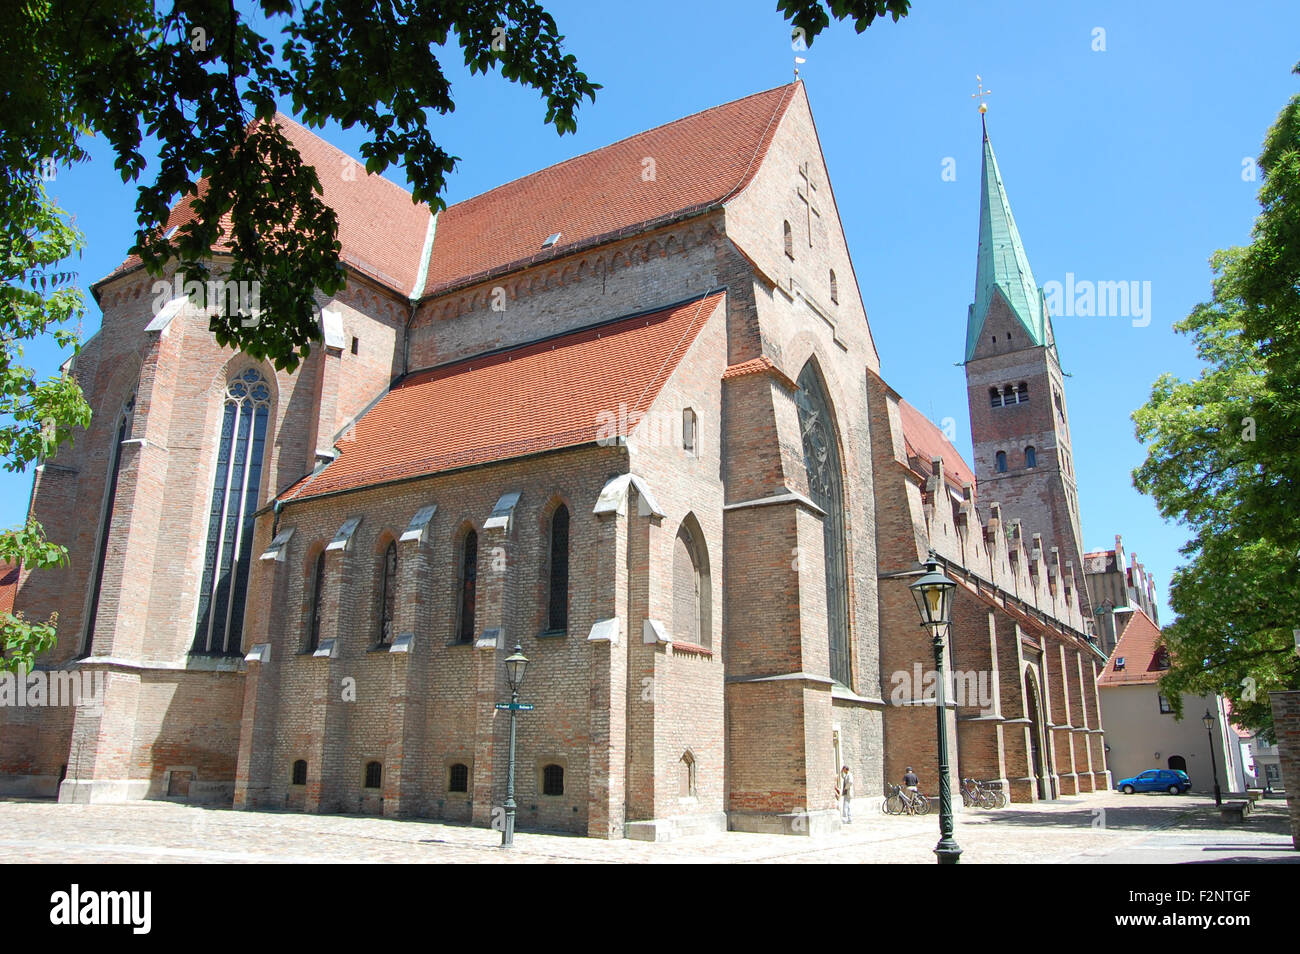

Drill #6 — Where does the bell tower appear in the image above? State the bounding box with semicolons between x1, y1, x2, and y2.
963;111;1091;619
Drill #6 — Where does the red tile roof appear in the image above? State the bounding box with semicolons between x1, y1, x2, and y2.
1097;607;1166;686
897;398;976;492
0;562;19;615
96;114;433;297
285;291;726;501
423;84;798;296
96;85;798;302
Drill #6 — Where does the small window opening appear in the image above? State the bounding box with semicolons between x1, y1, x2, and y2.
448;763;469;793
542;764;564;796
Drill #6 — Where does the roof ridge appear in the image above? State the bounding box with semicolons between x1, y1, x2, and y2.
402;287;724;383
441;83;797;215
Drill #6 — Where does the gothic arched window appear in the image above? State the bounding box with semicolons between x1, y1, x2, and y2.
829;269;839;304
547;505;570;632
995;450;1008;473
673;516;711;648
194;368;272;655
795;362;851;686
306;550;326;652
378;540;397;645
989;387;1002;409
783;220;794;259
1002;384;1017;406
1017;381;1029;403
1025;446;1037;469
457;529;478;643
84;392;135;656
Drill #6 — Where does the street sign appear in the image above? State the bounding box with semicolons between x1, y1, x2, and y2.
495;702;535;711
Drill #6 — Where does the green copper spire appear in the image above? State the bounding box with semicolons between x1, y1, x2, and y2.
966;119;1047;361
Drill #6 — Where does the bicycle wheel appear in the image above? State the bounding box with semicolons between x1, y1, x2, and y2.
978;790;996;810
994;790;1007;808
884;794;904;815
916;794;931;815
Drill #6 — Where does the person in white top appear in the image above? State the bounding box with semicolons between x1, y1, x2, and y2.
837;765;854;823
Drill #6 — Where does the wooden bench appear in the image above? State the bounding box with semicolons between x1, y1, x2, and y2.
1220;800;1251;822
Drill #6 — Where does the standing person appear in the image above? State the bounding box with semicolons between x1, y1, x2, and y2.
903;766;919;793
837;764;854;823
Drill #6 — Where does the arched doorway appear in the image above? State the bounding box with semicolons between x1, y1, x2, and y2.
1024;671;1049;800
1168;755;1187;773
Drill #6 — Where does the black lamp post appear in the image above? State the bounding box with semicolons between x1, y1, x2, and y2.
501;643;530;847
1202;708;1222;807
909;550;962;865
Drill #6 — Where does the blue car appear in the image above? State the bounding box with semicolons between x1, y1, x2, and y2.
1116;769;1192;794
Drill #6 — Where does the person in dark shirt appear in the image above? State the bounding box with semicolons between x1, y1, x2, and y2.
903;767;919;792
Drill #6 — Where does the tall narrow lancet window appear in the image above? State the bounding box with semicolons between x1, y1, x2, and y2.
783;220;794;259
547;505;570;632
1025;446;1037;469
306;551;326;653
84;393;135;655
829;269;839;304
996;450;1008;473
672;516;711;648
378;541;397;645
457;529;478;643
795;363;851;686
193;368;272;655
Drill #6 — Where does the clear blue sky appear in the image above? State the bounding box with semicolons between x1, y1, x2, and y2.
17;0;1300;623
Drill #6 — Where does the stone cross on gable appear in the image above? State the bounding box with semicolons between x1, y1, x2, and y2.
797;160;820;246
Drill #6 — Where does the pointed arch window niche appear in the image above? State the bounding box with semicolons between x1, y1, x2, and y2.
457;529;478;643
193;368;272;655
795;362;851;687
377;540;397;646
306;550;326;653
546;505;570;633
672;516;711;649
83;392;135;656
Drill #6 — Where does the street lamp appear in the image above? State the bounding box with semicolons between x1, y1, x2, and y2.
501;643;530;847
1202;708;1222;807
909;549;962;865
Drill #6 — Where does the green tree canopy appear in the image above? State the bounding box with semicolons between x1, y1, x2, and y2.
1133;67;1300;735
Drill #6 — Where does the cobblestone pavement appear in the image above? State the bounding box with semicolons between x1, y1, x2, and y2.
0;792;1293;863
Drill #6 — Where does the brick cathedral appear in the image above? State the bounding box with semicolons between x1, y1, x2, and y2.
0;84;1109;836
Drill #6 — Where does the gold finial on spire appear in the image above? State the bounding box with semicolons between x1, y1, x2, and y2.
794;55;805;80
972;75;991;114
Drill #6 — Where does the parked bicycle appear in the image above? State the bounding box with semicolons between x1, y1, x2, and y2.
960;777;1006;809
882;783;931;815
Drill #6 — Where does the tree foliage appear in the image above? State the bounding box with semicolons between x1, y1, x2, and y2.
1133;67;1300;735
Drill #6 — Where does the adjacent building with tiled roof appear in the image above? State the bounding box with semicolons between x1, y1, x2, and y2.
2;82;1116;831
1097;608;1245;795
